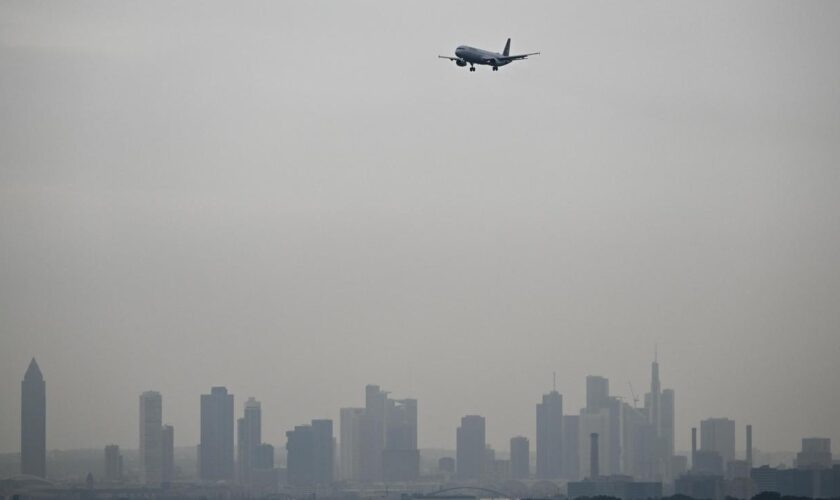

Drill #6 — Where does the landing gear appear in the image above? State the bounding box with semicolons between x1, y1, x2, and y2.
492;66;498;71
469;66;476;72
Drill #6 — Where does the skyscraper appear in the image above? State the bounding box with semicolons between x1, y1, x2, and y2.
383;398;419;481
586;376;609;411
286;425;315;486
700;418;736;466
286;419;334;486
200;386;235;481
456;415;486;480
510;436;530;479
536;390;563;479
311;419;335;484
644;354;676;480
161;425;174;484
338;408;365;480
583;375;620;476
104;445;122;482
21;358;46;478
139;391;162;484
360;384;387;482
339;407;365;480
562;415;580;480
237;397;262;483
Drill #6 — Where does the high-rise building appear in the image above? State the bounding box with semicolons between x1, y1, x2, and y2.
360;385;387;482
584;375;621;475
661;389;675;459
700;418;736;466
312;419;335;484
796;438;832;469
200;386;235;481
161;425;174;484
286;420;334;486
21;358;46;478
439;457;456;475
383;398;419;481
510;436;530;479
456;415;486;480
104;445;122;482
139;391;163;484
287;425;315;486
536;390;563;479
643;354;676;480
255;443;274;470
339;407;365;480
237;397;262;482
562;415;580;480
343;385;419;483
580;409;611;477
586;376;609;411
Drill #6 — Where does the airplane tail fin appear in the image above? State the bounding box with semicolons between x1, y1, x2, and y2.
503;38;511;56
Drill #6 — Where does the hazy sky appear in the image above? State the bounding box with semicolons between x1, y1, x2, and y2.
1;1;839;456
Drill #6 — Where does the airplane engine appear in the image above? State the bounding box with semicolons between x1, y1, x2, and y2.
456;59;467;67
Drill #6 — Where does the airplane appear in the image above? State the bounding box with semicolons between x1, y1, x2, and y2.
439;38;540;72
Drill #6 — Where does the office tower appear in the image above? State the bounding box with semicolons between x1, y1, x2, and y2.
347;385;419;483
456;415;486;480
359;385;387;482
586;376;609;411
580;409;611;477
536;389;563;479
139;391;163;484
510;436;530;479
562;415;580;480
287;425;315;486
383;398;419;481
584;376;621;475
796;438;832;469
691;427;697;466
339;407;365;480
161;425;174;484
644;355;676;480
237;397;261;482
700;418;736;466
254;443;274;470
286;420;334;486
104;445;122;482
622;403;656;480
312;419;335;484
21;358;46;478
649;358;661;434
661;389;675;457
200;386;235;480
746;425;753;466
439;457;456;474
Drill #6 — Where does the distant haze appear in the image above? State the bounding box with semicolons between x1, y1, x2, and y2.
1;1;839;455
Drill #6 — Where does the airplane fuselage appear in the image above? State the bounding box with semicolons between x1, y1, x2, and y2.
455;46;512;67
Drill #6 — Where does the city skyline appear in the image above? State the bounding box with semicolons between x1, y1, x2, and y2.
2;0;840;461
6;355;833;458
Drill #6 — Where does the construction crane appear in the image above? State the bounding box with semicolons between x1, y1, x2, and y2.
628;381;640;408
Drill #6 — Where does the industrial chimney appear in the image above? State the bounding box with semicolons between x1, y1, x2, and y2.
590;433;600;479
746;425;753;466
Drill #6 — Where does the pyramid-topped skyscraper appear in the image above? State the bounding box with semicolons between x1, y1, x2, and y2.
21;358;46;477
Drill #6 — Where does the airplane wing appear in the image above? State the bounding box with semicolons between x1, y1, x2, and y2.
438;55;460;61
495;52;540;62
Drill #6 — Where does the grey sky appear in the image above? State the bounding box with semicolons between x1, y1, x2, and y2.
1;1;839;455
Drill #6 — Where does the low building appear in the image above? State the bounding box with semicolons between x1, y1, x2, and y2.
568;475;662;500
